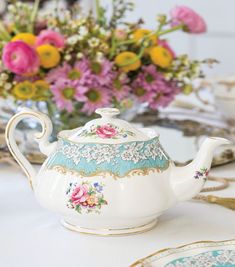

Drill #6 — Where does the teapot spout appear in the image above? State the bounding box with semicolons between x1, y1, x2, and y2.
170;137;230;202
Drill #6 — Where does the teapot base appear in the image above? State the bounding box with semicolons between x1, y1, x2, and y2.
60;219;158;236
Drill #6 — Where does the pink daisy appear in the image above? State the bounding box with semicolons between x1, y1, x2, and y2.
81;80;111;115
148;84;179;110
51;79;88;112
111;73;131;101
133;65;164;91
133;65;180;110
89;58;114;86
46;59;91;85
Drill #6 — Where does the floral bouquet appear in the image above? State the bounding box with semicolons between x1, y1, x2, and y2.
0;0;209;130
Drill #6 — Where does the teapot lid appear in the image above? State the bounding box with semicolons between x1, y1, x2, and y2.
65;108;152;144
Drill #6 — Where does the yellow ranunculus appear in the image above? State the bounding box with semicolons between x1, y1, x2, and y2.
12;81;36;100
115;52;141;72
33;80;50;101
149;46;173;69
36;44;61;69
132;29;157;46
12;33;36;46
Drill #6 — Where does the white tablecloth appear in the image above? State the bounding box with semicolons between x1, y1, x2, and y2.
0;163;235;267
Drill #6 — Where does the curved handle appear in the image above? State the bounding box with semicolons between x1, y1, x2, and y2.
5;108;57;190
195;80;215;108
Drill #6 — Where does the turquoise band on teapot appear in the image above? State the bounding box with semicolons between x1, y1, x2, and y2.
46;137;170;178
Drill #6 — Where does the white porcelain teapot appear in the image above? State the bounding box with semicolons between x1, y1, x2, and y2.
5;107;230;235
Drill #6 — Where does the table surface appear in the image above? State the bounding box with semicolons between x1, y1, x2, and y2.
0;162;235;267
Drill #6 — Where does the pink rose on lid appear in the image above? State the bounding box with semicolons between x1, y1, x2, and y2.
96;125;117;138
36;30;65;48
2;41;39;75
170;6;207;34
71;184;89;205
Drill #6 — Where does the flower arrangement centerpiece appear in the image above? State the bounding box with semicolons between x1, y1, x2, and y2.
0;0;209;130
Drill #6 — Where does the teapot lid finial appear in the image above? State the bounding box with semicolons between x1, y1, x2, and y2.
95;108;120;119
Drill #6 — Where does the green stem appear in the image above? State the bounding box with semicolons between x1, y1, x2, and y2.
116;24;184;48
158;24;184;36
0;21;11;41
95;0;101;21
109;34;117;59
46;101;55;119
116;39;136;46
29;0;40;33
118;45;146;67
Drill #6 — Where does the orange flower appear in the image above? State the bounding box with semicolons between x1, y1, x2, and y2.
12;81;36;100
33;80;50;101
115;52;141;72
132;29;157;46
12;33;36;46
149;46;173;68
36;44;61;69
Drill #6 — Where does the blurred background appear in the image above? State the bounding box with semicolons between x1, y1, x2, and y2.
0;0;234;163
0;0;233;76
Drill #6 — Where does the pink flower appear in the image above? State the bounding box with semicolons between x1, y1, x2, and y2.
158;39;176;58
133;65;160;92
2;41;39;75
170;6;207;34
71;184;89;205
96;125;117;138
81;80;111;115
114;29;127;40
133;65;180;109
51;79;88;112
36;30;65;48
46;59;91;84
90;58;114;86
111;73;131;101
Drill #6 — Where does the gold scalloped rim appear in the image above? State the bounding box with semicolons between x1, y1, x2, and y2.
130;239;235;267
48;164;169;179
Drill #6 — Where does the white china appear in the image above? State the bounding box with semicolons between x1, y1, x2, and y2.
131;239;235;266
203;76;235;122
5;107;230;235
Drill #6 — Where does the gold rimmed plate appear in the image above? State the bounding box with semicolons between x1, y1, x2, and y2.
130;239;235;267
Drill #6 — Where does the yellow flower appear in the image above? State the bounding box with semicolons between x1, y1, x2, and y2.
132;29;157;46
115;52;141;72
36;44;61;69
149;46;173;69
87;195;98;206
12;81;36;100
33;80;50;101
12;33;36;46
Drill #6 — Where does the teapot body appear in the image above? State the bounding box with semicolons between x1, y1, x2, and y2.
6;108;227;235
34;136;176;235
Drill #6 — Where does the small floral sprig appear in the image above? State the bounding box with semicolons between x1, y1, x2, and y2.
194;167;209;180
66;181;108;214
78;123;136;139
0;1;212;130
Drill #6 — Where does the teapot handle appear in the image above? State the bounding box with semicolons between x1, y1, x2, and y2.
5;108;57;189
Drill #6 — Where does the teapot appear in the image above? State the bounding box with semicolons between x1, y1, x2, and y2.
5;107;230;235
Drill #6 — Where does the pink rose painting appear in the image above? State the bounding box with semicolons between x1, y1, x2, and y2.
96;125;117;138
70;184;89;205
78;123;135;139
67;181;107;214
170;6;207;34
